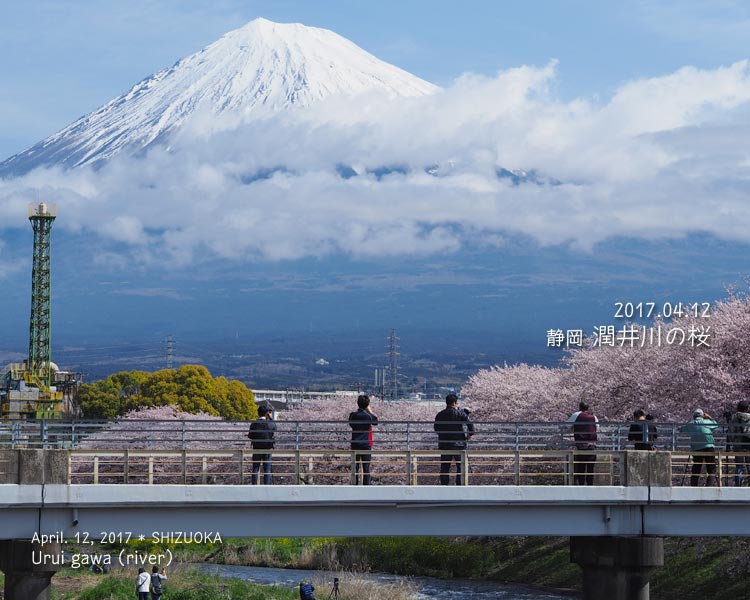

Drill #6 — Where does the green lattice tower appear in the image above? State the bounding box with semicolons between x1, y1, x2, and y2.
28;202;56;389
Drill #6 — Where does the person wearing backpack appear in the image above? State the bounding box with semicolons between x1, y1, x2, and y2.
299;581;316;600
729;401;750;486
150;566;167;600
568;401;598;485
248;405;277;485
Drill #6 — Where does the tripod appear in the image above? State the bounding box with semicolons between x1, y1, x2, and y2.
328;578;340;599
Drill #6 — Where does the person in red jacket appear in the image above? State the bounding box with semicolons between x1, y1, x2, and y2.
348;395;378;485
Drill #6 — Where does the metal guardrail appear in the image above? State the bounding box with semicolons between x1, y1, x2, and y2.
3;419;748;488
0;418;734;451
68;448;621;486
63;448;750;487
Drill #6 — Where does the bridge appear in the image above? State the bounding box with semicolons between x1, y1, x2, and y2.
1;419;748;600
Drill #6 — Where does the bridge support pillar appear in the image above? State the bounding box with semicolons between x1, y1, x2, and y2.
0;540;62;600
571;536;663;600
0;449;70;484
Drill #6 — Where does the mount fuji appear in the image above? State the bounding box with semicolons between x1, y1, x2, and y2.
0;18;438;177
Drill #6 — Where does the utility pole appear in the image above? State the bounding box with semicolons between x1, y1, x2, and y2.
164;335;175;369
387;329;399;401
374;368;385;399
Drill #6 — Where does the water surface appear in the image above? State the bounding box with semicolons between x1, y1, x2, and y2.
195;563;574;599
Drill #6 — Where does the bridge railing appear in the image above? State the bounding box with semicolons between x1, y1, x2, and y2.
64;448;750;487
68;448;625;486
0;418;732;452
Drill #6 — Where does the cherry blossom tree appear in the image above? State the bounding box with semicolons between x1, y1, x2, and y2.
462;290;750;424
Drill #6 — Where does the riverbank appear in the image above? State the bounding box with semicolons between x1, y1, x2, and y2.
173;537;579;595
44;565;416;600
50;567;295;600
172;536;750;600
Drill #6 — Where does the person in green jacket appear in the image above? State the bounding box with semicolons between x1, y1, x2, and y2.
679;408;718;486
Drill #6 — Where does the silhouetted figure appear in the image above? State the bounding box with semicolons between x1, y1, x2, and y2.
569;401;598;485
349;395;378;485
628;409;658;450
434;394;474;485
729;400;750;486
248;405;277;485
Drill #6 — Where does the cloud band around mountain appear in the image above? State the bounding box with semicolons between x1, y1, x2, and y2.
2;59;750;266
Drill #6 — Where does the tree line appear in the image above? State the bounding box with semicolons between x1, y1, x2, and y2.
75;365;257;420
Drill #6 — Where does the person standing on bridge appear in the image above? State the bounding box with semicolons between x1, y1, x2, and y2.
628;409;657;450
680;408;718;486
569;401;598;486
434;393;475;485
729;401;750;486
349;394;378;485
248;405;277;485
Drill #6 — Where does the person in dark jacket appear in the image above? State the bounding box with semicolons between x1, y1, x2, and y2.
729;400;750;486
299;581;316;600
150;566;167;600
248;405;277;485
349;395;378;485
434;394;475;485
568;401;598;486
628;409;658;450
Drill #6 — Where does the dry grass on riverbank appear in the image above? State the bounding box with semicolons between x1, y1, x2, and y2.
49;565;298;600
312;572;418;600
208;539;338;570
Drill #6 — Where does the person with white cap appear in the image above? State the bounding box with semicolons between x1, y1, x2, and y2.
679;408;718;486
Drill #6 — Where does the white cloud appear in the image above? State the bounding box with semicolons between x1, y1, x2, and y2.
2;60;750;265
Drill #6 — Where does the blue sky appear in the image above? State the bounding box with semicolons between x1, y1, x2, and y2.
2;0;750;159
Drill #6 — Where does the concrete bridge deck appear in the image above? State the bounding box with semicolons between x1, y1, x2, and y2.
2;484;750;539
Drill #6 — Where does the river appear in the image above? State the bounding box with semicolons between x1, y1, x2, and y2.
194;563;574;599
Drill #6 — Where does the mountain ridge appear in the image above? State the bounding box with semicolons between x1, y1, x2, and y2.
0;18;438;177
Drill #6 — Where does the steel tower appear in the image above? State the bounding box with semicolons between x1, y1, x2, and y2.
28;202;56;389
165;334;175;369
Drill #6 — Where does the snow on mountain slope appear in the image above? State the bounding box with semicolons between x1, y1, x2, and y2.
0;18;438;176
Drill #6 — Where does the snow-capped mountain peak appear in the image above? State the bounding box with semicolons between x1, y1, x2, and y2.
0;18;438;175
